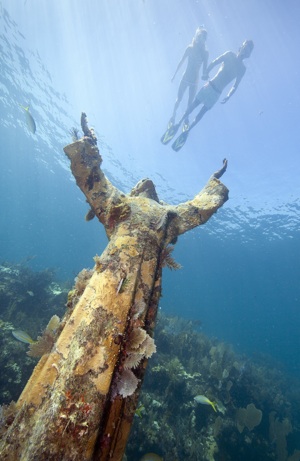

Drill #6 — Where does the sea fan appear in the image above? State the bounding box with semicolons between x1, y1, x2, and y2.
128;327;147;349
27;331;55;357
27;314;60;357
139;335;156;358
115;369;140;398
125;327;156;369
46;315;60;333
127;327;156;358
124;352;144;369
161;245;182;270
112;328;156;400
132;300;146;320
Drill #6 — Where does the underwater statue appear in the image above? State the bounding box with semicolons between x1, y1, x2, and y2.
0;113;228;460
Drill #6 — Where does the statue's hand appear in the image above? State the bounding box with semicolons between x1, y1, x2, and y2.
213;158;227;179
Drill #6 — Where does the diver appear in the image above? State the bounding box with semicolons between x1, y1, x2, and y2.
164;39;254;152
162;26;209;143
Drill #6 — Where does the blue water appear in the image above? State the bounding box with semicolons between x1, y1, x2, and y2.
1;0;300;383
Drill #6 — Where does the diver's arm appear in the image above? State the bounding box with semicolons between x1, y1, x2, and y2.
171;47;189;82
205;52;226;75
205;51;232;77
201;49;209;80
221;67;246;104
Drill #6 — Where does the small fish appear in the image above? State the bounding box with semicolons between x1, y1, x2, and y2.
194;394;217;412
12;330;36;344
26;290;34;297
20;105;36;134
135;403;145;418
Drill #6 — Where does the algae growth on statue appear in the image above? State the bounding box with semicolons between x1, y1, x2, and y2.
0;113;228;461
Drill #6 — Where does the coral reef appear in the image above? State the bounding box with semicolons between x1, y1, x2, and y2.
1;265;300;460
125;313;300;461
236;403;262;433
0;262;69;403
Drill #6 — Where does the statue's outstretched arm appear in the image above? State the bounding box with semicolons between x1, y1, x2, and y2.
170;159;229;236
64;120;124;234
212;158;227;179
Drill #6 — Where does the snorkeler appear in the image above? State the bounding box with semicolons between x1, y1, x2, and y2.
161;27;209;144
164;40;254;152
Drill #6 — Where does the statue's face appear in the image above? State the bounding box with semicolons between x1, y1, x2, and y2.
130;179;159;202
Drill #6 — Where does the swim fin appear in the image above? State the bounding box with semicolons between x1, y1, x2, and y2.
160;123;180;145
171;126;189;152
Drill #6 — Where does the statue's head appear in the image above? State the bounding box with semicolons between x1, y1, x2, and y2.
130;178;159;202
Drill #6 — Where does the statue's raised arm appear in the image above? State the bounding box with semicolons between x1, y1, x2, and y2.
64;113;125;237
169;158;228;237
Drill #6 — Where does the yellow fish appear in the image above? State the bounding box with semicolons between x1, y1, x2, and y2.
12;330;36;344
194;394;217;412
135;403;145;418
20;105;36;134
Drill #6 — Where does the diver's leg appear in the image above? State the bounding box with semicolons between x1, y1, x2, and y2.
184;85;197;124
171;79;188;123
188;105;209;131
171;105;208;152
178;97;201;127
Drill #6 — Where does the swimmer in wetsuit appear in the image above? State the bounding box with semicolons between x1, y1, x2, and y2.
169;27;209;126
